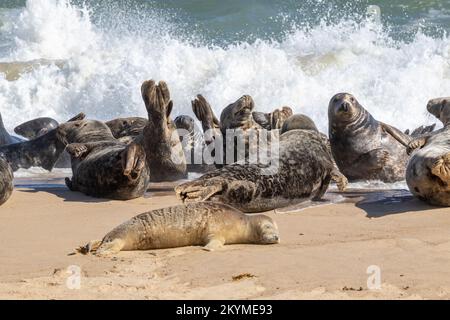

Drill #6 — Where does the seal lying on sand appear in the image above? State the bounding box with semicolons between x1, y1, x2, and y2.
137;80;187;182
14;117;59;140
77;202;279;256
0;157;13;206
0;113;85;171
58;118;150;200
406;97;450;206
176;124;347;213
328;93;416;182
0;112;22;146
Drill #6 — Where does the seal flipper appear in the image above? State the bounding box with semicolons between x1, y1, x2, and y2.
192;94;220;132
175;178;225;203
431;152;450;185
203;237;225;251
407;136;429;155
380;122;411;147
121;143;146;181
312;174;331;201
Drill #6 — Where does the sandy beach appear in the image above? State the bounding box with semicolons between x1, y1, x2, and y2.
1;176;449;300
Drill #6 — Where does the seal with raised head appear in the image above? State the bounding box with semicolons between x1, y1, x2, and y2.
57;118;150;200
0;157;13;206
0;113;85;171
406;97;450;206
77;202;279;256
175;125;348;213
14;117;59;140
328;93;414;182
137;80;187;182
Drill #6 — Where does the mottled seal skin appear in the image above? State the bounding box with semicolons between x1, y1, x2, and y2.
328;93;413;182
253;106;293;130
406;97;450;206
0;157;13;206
14;117;59;140
58;119;150;200
0;113;85;171
0;112;22;146
78;202;279;256
105;117;147;140
139;80;187;182
176;129;346;213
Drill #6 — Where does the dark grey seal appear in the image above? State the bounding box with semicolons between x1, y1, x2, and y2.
328;93;413;182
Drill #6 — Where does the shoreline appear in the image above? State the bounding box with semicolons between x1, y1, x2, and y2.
1;181;450;299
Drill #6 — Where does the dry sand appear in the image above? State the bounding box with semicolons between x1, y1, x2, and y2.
1;178;450;300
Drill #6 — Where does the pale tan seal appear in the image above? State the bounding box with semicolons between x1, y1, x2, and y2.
77;202;279;256
406;97;450;206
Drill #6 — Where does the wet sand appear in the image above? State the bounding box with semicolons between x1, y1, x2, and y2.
1;178;450;299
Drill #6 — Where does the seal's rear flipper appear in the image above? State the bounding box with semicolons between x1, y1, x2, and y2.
121;143;146;181
192;94;220;131
76;240;102;255
431;152;450;184
409;123;436;137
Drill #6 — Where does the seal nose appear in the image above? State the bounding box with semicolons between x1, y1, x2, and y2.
340;102;350;112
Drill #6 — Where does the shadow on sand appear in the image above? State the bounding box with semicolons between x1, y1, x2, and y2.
344;189;439;218
17;181;179;203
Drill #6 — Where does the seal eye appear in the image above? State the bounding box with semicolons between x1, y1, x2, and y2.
350;97;355;103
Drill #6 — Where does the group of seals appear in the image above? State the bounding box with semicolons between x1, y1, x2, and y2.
406;98;450;206
78;202;279;256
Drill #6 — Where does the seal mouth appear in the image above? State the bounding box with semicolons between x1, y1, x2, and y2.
340;102;350;112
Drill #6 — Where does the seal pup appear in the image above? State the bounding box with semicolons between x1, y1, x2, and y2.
137;80;187;182
176;127;347;213
328;93;414;182
0;112;22;146
0;113;85;171
0;157;13;206
57;118;150;200
14;117;59;140
406;97;450;206
77;202;279;256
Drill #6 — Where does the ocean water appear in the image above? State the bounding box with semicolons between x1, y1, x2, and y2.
1;0;450;136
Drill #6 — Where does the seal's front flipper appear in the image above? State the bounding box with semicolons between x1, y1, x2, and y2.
203;238;225;251
431;152;450;185
407;137;428;155
65;177;77;191
175;178;224;203
66;143;89;158
380;122;411;147
331;169;348;192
